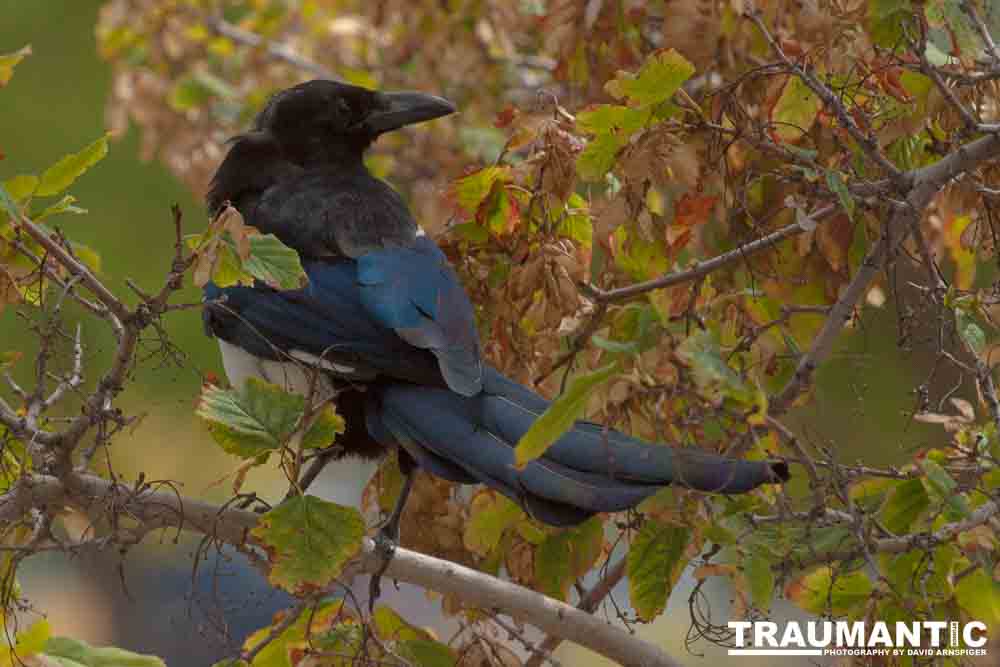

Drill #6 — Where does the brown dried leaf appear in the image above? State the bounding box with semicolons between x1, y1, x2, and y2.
816;213;853;274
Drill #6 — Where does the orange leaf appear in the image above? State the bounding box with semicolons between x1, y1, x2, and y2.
673;193;717;228
494;105;519;128
815;213;853;274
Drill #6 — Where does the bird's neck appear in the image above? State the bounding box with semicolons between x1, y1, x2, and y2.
286;135;372;170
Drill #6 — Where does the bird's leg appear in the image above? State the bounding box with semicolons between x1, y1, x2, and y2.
368;452;416;610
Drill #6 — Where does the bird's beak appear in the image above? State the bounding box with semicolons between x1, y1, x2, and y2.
363;91;456;134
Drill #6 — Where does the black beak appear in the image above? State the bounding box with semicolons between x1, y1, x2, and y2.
363;91;456;134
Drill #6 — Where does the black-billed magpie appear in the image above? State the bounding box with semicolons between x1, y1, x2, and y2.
202;80;789;541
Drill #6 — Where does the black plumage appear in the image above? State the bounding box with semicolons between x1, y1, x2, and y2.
202;80;789;534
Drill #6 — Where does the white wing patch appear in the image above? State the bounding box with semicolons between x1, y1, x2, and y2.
288;349;357;375
217;340;337;400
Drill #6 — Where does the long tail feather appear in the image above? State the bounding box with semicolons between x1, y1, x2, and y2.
366;367;788;526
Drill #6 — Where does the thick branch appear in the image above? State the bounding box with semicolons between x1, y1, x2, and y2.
524;557;628;667
348;546;678;667
770;133;1000;414
769;234;885;414
0;474;683;667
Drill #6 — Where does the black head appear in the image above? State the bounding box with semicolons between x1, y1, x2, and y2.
253;80;456;165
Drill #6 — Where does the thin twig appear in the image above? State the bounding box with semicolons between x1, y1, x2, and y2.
523;557;627;667
203;15;336;80
586;205;836;303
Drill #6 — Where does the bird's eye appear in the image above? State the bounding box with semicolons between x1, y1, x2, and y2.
335;98;351;117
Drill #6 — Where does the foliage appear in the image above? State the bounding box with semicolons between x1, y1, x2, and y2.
0;0;999;665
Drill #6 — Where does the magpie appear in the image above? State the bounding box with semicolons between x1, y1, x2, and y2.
202;80;789;545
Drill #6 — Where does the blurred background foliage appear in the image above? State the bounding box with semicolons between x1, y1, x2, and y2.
0;0;989;665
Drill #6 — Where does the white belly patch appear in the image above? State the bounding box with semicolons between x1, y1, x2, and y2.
218;340;337;400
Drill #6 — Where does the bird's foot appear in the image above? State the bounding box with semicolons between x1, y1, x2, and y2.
367;525;398;611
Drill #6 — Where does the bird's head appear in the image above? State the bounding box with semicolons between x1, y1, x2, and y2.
253;80;456;165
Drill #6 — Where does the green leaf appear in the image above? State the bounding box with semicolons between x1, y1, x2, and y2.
880;478;930;534
592;335;641;355
396;640;456;667
558;197;593;246
244;234;306;289
0;45;31;87
0;619;49;667
788;567;872;615
704;521;737;546
576;132;627;182
628;520;691;621
0;351;21;371
612;225;668;280
252;495;365;594
576;104;652;135
464;491;525;556
825;170;855;221
957;310;987;356
451;166;509;212
41;636;165;667
168;72;236;111
676;330;752;402
744;551;776;610
926;0;979;59
373;606;435;642
482;180;516;235
208;242;250;288
36;135;109;198
0;184;19;221
604;48;695;106
242;600;346;667
299;404;346;450
770;76;821;143
1;174;38;203
37;195;88;221
867;0;913;49
514;362;618;466
954;567;1000;625
196;378;307;459
453;221;489;243
534;517;604;600
920;459;971;519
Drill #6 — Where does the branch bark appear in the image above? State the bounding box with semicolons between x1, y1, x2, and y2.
770;133;1000;414
0;473;683;667
587;205;836;303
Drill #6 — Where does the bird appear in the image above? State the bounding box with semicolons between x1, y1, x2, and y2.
202;80;789;553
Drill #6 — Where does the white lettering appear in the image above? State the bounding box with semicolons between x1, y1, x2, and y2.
728;622;751;647
756;622;779;647
925;622;947;647
868;622;892;647
780;622;805;647
964;621;988;648
896;622;920;647
808;621;832;647
836;622;865;647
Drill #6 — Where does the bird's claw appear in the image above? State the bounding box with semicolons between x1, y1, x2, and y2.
367;527;398;611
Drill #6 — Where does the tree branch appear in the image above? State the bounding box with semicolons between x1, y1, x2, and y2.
0;473;684;667
14;214;130;328
586;205;836;303
523;557;628;667
201;14;337;81
769;132;1000;415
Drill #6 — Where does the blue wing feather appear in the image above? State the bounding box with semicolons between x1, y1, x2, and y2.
356;236;482;396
